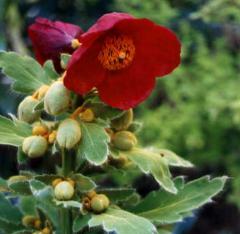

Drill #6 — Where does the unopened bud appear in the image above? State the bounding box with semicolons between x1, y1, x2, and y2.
86;190;97;199
18;96;41;123
34;219;42;229
42;227;51;234
54;181;74;200
111;109;133;131
22;215;40;228
57;119;81;149
32;124;48;136
8;175;28;185
37;85;50;100
48;130;57;144
44;81;70;115
112;131;137;151
22;136;48;158
90;194;110;214
79;108;95;122
52;178;63;188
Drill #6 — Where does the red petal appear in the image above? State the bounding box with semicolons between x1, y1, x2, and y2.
28;18;83;72
114;18;181;77
97;56;156;110
80;12;133;46
64;42;106;94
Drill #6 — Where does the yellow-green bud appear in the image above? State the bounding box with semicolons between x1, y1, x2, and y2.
18;96;40;123
90;194;110;213
22;215;40;228
22;136;48;158
56;119;81;149
7;175;28;186
111;109;133;131
54;181;74;200
112;131;137;151
44;81;70;115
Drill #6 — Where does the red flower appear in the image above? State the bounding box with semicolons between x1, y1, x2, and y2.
28;18;83;72
64;13;181;109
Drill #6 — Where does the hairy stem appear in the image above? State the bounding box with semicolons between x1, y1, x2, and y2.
61;148;72;234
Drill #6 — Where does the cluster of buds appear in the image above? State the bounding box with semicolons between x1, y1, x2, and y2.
52;178;75;201
82;191;110;214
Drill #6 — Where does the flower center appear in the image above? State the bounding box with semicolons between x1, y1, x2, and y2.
98;35;135;71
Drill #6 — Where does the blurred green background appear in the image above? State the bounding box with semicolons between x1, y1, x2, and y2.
0;0;240;233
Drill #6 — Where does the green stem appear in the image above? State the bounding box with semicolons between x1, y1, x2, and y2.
60;148;72;234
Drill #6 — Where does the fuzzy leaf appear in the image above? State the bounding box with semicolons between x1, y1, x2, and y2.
131;176;227;224
0;193;22;224
152;149;194;168
89;207;157;234
19;196;38;216
71;174;96;192
8;180;32;195
125;148;177;194
0;115;31;146
43;60;58;80
0;51;52;94
77;122;110;166
73;214;91;233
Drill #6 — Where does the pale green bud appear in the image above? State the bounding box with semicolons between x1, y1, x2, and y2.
57;119;81;149
22;136;48;158
112;131;137;151
18;96;41;123
90;194;110;213
54;181;74;200
44;81;70;115
111;109;133;131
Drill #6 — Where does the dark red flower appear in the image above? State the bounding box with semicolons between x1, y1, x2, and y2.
64;13;181;109
28;17;83;72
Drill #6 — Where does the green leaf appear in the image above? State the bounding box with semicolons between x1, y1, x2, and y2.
77;122;110;166
0;177;7;191
0;115;32;146
88;207;157;234
0;193;22;224
17;147;28;164
8;180;32;195
60;53;71;69
131;176;227;224
54;199;82;209
43;60;58;80
71;174;96;192
152;149;194;168
125;148;177;194
19;196;38;216
96;188;136;202
0;51;52;94
73;214;91;233
0;218;24;233
33;100;44;111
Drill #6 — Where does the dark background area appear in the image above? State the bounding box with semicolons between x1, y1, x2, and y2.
0;0;240;233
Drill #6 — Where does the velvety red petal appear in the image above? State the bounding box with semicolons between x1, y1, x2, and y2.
97;56;156;110
64;42;106;94
80;12;133;46
28;17;83;72
114;18;181;77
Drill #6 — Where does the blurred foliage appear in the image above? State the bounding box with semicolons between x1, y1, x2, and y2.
0;0;240;211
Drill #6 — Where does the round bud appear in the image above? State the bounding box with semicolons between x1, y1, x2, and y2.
42;227;51;234
22;136;48;158
32;124;48;136
79;108;95;122
111;109;133;131
87;190;97;199
48;130;57;144
34;219;42;229
112;131;137;151
22;215;38;227
54;181;74;200
52;178;63;188
90;194;110;214
7;175;28;186
56;119;81;149
44;81;70;115
18;96;41;123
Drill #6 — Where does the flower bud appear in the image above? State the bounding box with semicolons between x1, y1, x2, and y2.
22;215;40;228
52;178;63;188
32;124;48;136
57;119;81;149
36;85;50;100
18;96;41;123
86;190;97;199
90;194;110;214
7;175;28;185
22;136;48;158
44;81;70;115
48;130;57;144
42;227;51;234
111;109;133;131
112;131;137;151
79;108;95;122
54;181;74;200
